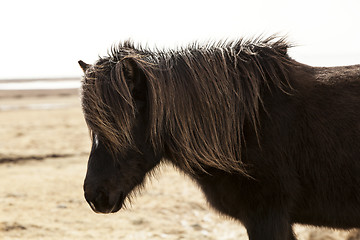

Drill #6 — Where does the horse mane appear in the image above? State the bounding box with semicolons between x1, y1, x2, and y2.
81;36;296;174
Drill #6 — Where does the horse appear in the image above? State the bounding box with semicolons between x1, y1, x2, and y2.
79;36;360;240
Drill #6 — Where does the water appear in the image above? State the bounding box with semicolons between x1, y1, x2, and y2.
0;78;81;111
0;78;81;90
0;103;76;111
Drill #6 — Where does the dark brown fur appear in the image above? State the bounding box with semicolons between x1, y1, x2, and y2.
81;37;360;240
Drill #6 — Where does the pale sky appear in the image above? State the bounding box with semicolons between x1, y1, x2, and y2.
0;0;359;79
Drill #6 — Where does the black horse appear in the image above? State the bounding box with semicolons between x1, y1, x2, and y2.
79;37;360;240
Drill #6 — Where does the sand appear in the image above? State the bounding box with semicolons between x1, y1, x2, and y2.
0;94;359;240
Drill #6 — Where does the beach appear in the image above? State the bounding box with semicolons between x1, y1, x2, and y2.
0;82;359;240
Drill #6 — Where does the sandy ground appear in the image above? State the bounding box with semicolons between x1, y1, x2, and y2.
0;94;359;240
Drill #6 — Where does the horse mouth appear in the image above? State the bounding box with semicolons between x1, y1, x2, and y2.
108;192;125;213
85;191;125;214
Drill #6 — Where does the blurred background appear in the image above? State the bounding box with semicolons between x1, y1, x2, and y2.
0;0;359;239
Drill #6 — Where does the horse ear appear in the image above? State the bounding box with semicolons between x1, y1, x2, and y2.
122;59;136;90
78;60;91;73
121;58;147;101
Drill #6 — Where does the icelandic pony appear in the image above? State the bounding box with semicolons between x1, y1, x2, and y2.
79;37;360;240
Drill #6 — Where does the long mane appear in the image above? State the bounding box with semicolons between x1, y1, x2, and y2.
81;36;296;174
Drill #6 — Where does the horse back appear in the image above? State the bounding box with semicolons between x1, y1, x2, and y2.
270;63;360;228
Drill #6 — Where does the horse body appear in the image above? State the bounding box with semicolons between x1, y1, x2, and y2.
166;63;360;237
79;38;360;240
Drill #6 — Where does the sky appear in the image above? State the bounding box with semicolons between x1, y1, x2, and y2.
0;0;359;79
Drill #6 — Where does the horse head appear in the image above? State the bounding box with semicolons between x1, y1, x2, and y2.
80;57;162;213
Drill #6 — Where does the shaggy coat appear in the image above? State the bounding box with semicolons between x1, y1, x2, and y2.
80;37;360;240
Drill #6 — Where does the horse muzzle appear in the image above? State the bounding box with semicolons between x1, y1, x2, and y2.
83;186;124;214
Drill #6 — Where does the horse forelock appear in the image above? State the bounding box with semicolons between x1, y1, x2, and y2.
81;56;137;155
81;36;295;173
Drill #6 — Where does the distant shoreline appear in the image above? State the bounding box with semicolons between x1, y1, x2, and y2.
0;77;81;83
0;89;80;99
0;78;81;99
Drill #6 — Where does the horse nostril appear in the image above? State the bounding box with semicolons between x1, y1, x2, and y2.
88;200;96;211
84;194;94;210
84;188;111;213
